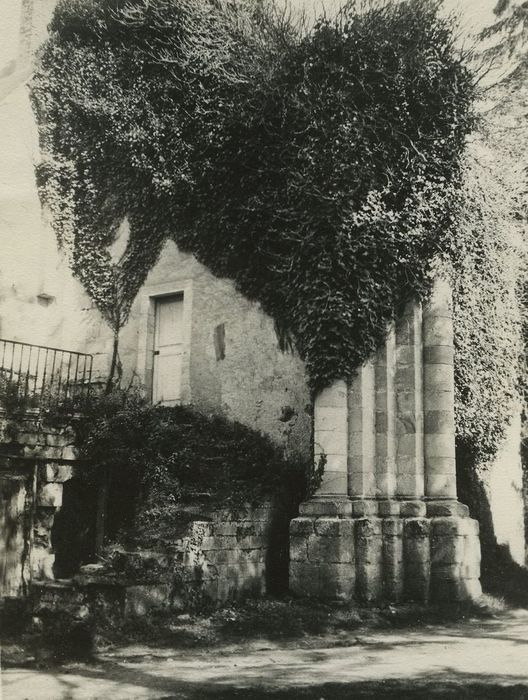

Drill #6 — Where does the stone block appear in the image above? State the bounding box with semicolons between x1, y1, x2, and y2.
431;534;466;566
423;346;454;365
290;517;315;535
45;432;68;448
422;390;453;411
424;410;455;435
290;535;307;562
205;549;241;566
395;411;418;436
350;499;378;517
378;500;400;517
383;524;404;602
400;501;427;518
317;470;348;495
424;456;456;476
61;445;78;461
199;535;237;551
424;434;455;459
307;534;354;564
375;471;396;499
319;563;355;601
37;482;63;508
403;518;431;601
290;562;321;597
314;517;354;538
404;517;431;540
314;406;348;431
236;523;257;538
355;518;383;601
355;517;383;540
190;522;217;539
426;500;469;518
432;562;481;581
383;517;404;537
348;469;377;498
315;426;348;456
431;517;468;538
39;463;74;483
425;473;456;499
237;535;265;550
214;522;238;537
17;432;39;447
423;316;454;347
299;498;352;517
316;381;347;408
240;548;266;563
396;473;424;499
31;545;55;580
355;561;383;603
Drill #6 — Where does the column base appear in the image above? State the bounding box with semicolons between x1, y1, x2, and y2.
289;498;481;604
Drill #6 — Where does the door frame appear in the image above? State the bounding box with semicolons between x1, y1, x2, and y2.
136;279;193;404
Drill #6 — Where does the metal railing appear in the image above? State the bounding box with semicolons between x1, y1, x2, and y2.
0;338;93;411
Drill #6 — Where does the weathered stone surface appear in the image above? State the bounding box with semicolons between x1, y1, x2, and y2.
378;500;400;517
399;501;427;518
61;445;78;461
426;500;469;518
36;482;63;508
351;499;378;518
307;533;354;564
290;517;315;536
314;517;354;538
299;498;353;517
39;462;74;483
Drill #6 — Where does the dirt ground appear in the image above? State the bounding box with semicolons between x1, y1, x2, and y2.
2;607;528;699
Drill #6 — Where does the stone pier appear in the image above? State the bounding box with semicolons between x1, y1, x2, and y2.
290;278;481;603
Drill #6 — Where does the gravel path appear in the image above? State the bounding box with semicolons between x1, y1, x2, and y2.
3;610;528;699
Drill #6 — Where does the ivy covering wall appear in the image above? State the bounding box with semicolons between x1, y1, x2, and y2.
31;0;526;461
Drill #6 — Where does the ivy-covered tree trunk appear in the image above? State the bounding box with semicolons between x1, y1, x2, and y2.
105;331;120;395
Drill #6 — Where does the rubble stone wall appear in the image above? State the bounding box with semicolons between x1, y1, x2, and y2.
0;411;77;595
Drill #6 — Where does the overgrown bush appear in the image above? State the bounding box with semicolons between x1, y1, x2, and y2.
31;0;526;467
72;389;320;545
31;0;476;392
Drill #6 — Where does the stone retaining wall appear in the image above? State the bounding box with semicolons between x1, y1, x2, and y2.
30;504;278;627
0;411;77;596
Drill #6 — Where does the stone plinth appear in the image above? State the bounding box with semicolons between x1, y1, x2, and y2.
289;499;481;603
290;277;482;604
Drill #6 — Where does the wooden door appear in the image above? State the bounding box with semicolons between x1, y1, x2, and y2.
152;294;184;406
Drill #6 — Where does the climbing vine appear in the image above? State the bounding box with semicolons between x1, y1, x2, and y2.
444;143;526;460
31;0;477;395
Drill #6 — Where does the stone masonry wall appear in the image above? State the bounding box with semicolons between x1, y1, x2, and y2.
0;410;77;595
31;504;277;625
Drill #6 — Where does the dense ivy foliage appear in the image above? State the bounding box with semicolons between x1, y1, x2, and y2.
71;390;320;542
446;146;526;460
31;0;476;391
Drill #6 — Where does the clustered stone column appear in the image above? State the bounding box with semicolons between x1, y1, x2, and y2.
290;277;482;603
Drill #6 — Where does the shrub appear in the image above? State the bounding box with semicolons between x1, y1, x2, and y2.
72;389;320;544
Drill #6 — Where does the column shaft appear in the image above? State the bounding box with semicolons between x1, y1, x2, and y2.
348;362;376;497
375;326;396;498
423;278;457;499
314;379;348;495
395;301;424;497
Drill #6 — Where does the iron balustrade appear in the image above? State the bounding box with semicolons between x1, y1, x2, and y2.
0;338;93;411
